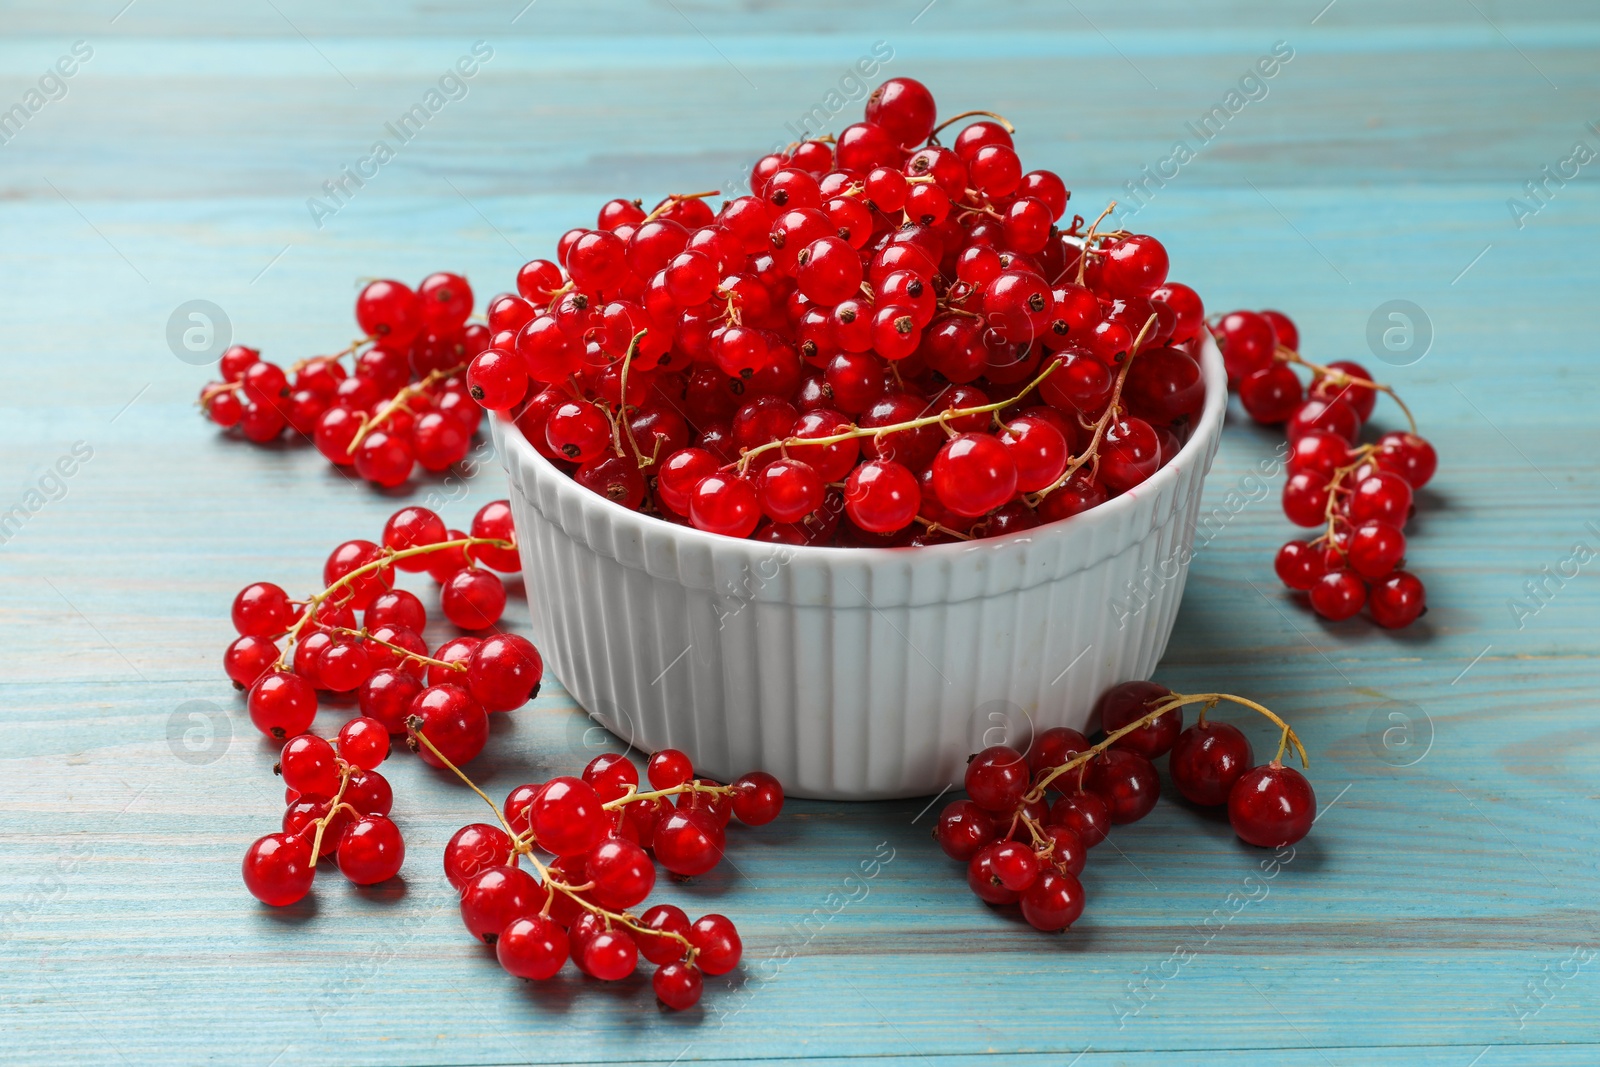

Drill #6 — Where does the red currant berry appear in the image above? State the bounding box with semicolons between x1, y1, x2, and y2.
647;749;694;790
444;823;515;891
1348;471;1413;529
232;582;296;637
242;832;315;907
964;745;1030;813
1099;234;1168;298
934;799;998;862
1100;416;1162;494
1039;824;1086;877
248;670;317;740
359;669;423;734
336;814;404;885
1083;749;1161;824
1049;791;1110;847
729;771;784;826
278;733;339;796
464;633;543;712
967;842;1021;905
1169;721;1254;806
337;716;390;769
586;837;656;909
498;914;569;980
1369;570;1426;628
583;929;639;982
1309;568;1369;621
1229;764;1315;847
688;914;742;975
582;753;640;803
653;962;703;1010
224;634;279;689
1028;727;1091;778
1346;520;1406;580
1239;364;1305;424
1286;397;1360;446
652;809;725;877
1096;680;1181;759
638;903;692;964
407;684;489;768
1274;539;1328;591
1020;870;1086;931
440;568;506;629
532;777;607;857
1374;431;1437;489
1282;470;1332;527
459;865;545;944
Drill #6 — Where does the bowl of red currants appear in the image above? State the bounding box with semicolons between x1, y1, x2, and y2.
481;77;1228;798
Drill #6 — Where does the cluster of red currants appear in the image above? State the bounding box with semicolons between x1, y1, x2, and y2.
936;680;1315;931
242;721;404;906
225;501;527;748
1212;308;1438;628
436;743;783;1010
464;77;1210;545
198;273;489;486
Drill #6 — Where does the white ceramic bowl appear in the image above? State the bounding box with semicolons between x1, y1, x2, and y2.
492;335;1227;800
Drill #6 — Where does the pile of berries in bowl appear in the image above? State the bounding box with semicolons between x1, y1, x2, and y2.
459;77;1233;799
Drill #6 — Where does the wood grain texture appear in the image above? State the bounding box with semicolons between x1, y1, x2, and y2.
2;1;1597;1064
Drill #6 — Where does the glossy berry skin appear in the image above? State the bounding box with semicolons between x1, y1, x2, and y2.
345;768;392;817
459;865;545;944
1229;764;1316;847
381;507;448;570
336;814;405;885
624;904;688;970
356;279;421;347
966;843;1021;905
279;734;340;796
466;633;543;712
652;809;724;877
353;431;415;488
242;832;315;907
1347;472;1413;529
1275;540;1328;592
224;634;279;689
497;915;569;980
648;749;694;790
964;745;1030;813
232;582;296;637
987;841;1040;892
730;771;784;825
1282;471;1332;527
443;823;514;891
1169;721;1255;806
587;837;656;909
469;500;521;572
337;716;390;769
935;799;998;862
865;76;937;148
1083;750;1161;824
1375;432;1437;489
531;777;607;857
689;473;761;538
1238;364;1304;424
1369;570;1426;628
1020;870;1086;931
653;962;703;1010
1049;791;1110;847
582;753;640;803
359;669;424;734
1101;417;1162;494
407;684;490;768
1095;680;1181;759
1286;397;1360;446
688;914;742;975
1310;568;1368;621
1028;727;1091;778
1099;234;1169;298
441;568;506;629
248;670;317;740
756;458;824;523
843;459;920;533
1346;520;1406;580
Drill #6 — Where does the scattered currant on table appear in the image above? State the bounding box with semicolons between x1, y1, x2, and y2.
1213;307;1437;628
198;272;488;487
936;679;1314;931
417;725;782;1010
467;77;1212;546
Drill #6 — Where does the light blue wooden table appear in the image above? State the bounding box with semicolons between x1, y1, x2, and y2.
3;2;1597;1063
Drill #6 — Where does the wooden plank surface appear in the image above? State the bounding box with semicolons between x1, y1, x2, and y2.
2;1;1598;1063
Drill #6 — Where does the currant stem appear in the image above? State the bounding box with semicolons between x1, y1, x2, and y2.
928;109;1016;140
274;537;514;665
1024;690;1307;803
1028;312;1159;503
600;780;731;811
1073;202;1119;286
348;363;466;452
308;765;356;859
1276;345;1418;434
617;329;651;466
325;626;467;673
642;190;722;223
730;358;1063;473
